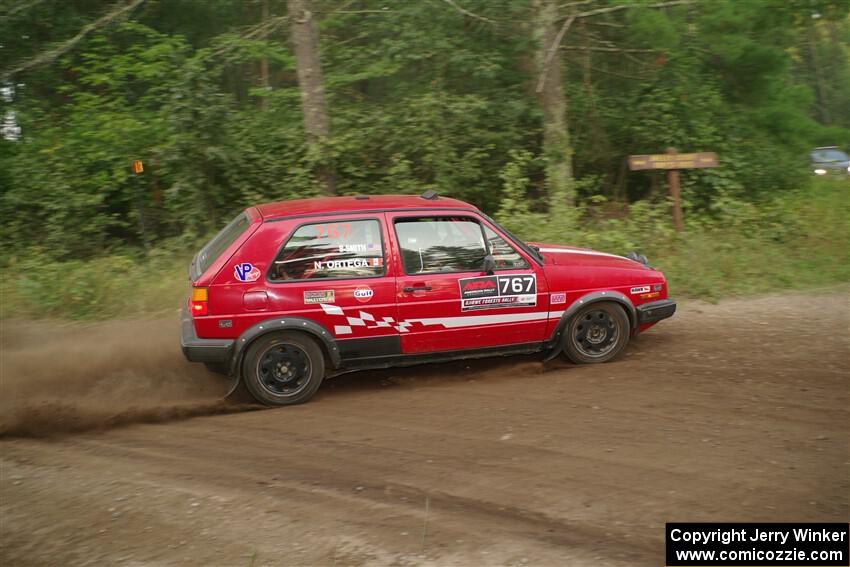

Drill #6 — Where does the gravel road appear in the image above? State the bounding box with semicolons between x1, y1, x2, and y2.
2;288;848;566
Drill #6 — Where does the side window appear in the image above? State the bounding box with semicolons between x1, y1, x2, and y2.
484;225;529;270
270;220;384;280
395;217;486;274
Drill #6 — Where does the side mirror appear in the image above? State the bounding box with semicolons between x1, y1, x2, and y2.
483;254;496;275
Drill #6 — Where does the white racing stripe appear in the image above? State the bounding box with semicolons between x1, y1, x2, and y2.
322;304;565;337
320;303;344;315
537;247;625;260
409;310;564;329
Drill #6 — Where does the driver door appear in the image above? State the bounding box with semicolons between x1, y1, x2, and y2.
389;212;549;354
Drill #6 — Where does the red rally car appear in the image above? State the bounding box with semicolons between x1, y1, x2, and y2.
181;191;676;405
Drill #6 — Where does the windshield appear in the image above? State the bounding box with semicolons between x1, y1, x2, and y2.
811;149;850;163
194;212;251;278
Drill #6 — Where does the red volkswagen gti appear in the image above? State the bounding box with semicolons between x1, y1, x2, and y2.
181;191;676;405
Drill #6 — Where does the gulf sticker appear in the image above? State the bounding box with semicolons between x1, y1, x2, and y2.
550;292;566;304
353;286;374;303
234;262;261;282
630;285;650;295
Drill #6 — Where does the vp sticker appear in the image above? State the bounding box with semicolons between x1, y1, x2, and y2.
234;263;261;282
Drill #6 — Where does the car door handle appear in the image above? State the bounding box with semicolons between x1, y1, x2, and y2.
403;286;432;292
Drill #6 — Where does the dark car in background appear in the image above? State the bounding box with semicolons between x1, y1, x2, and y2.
810;146;850;177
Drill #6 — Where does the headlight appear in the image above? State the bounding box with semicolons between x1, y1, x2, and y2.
814;168;827;175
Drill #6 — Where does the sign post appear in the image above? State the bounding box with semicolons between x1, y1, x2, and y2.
627;149;718;231
131;160;149;250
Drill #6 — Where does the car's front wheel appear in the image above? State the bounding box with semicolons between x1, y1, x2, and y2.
562;302;630;364
242;332;325;406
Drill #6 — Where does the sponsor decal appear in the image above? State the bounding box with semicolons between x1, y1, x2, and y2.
459;274;536;311
218;319;233;328
304;290;335;304
550;292;566;304
460;276;498;299
630;285;650;295
353;286;374;303
234;262;261;282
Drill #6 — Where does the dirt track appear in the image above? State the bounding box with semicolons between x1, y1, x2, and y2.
2;288;848;566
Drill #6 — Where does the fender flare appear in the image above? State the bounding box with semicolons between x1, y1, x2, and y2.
543;291;637;361
229;316;343;376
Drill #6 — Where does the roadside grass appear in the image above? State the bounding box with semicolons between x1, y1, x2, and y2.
0;249;191;321
2;181;847;321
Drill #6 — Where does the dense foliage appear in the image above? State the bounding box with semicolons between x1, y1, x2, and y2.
1;0;848;261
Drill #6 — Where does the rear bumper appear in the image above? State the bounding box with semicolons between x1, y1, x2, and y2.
637;298;677;325
181;308;234;363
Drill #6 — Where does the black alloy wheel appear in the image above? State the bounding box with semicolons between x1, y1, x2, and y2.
562;302;630;364
242;332;325;406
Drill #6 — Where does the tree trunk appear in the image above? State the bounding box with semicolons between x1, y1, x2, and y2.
256;0;270;111
533;0;574;210
807;20;831;125
287;0;335;194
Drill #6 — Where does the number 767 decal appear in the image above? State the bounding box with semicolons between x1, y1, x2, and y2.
459;274;537;311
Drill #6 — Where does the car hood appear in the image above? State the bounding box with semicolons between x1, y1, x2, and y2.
527;242;650;270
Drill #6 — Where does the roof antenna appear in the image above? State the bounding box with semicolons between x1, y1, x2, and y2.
421;189;439;200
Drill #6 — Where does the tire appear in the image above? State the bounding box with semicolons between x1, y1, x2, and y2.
562;302;630;364
242;332;325;406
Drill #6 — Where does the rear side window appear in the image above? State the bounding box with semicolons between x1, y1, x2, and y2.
270;219;385;281
196;213;250;276
395;217;486;274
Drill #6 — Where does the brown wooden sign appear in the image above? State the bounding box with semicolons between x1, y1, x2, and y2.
627;149;719;232
628;152;718;171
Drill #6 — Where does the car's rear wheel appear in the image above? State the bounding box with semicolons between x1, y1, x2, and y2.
562;302;630;364
242;332;325;406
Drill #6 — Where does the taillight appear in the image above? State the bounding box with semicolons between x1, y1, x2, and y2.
190;287;208;316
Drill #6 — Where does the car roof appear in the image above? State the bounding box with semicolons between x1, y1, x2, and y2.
255;194;479;220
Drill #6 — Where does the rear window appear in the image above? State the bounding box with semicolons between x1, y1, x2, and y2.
196;213;251;276
270;219;385;281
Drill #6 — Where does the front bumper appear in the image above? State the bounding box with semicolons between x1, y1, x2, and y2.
181;308;234;363
637;298;677;325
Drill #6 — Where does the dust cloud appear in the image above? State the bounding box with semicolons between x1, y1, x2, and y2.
0;316;258;438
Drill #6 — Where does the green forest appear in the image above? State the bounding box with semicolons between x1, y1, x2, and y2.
1;0;848;319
